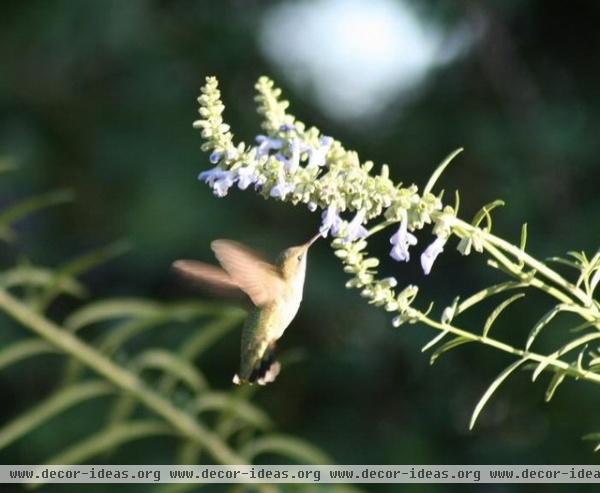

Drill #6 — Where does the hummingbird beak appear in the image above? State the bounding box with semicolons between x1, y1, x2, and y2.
306;232;321;248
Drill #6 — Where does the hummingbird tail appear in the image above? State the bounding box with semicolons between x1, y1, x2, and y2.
232;343;281;386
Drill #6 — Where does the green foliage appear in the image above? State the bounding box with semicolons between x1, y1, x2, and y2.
0;168;345;492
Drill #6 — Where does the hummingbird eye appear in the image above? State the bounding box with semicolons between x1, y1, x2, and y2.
297;254;303;261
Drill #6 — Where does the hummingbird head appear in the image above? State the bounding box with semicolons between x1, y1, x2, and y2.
277;232;320;280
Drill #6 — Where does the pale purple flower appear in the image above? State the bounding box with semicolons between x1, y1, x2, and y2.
284;138;302;171
198;166;236;197
344;209;369;242
256;135;283;156
236;166;258;190
307;136;333;169
319;204;343;237
209;150;222;164
389;214;417;262
270;170;295;200
225;147;239;160
421;237;447;275
279;123;295;132
198;166;224;185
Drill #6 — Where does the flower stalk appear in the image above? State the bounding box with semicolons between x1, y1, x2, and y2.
192;75;600;434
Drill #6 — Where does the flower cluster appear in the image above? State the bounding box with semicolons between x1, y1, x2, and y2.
190;76;600;443
193;76;468;325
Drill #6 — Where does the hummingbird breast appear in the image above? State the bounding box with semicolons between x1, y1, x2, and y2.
238;275;304;381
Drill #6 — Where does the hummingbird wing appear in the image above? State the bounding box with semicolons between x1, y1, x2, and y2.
211;239;284;307
171;260;247;300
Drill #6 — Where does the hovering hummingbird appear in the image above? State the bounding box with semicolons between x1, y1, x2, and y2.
172;233;320;385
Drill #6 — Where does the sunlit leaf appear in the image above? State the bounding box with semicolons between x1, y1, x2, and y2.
430;336;472;364
482;293;525;337
545;371;567;402
423;148;463;196
469;357;529;430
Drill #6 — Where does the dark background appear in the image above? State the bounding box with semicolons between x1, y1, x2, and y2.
1;1;600;492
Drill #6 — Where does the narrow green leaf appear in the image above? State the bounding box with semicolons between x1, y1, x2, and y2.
472;200;505;229
179;314;245;360
430;336;472;364
0;266;87;298
453;190;460;215
158;314;243;395
0;339;56;371
189;392;271;429
64;298;166;332
470;357;529;430
0;190;74;239
42;420;172;466
100;316;171;355
532;332;600;381
518;223;528;268
423;148;463;196
482;293;525;337
62;316;171;386
36;241;131;311
421;330;449;353
457;281;525;315
546;256;581;270
64;298;226;333
240;434;330;463
0;381;113;451
545;371;567;402
526;305;562;350
131;349;208;392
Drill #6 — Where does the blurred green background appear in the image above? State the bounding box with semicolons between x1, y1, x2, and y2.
1;0;600;492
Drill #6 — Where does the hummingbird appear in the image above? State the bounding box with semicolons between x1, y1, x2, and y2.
172;233;320;385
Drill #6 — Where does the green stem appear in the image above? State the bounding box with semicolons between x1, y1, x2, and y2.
418;313;600;384
0;289;245;465
449;216;595;310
